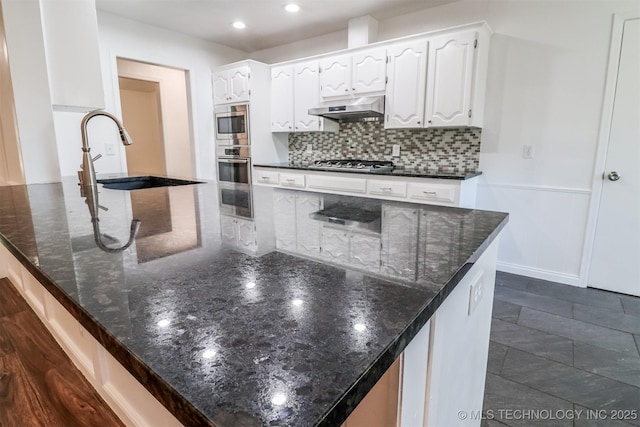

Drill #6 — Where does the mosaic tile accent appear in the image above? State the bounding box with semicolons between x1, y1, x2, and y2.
288;119;481;173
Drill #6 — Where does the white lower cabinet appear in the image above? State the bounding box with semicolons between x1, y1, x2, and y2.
320;226;350;264
255;167;478;208
220;214;257;252
350;232;381;271
273;191;297;251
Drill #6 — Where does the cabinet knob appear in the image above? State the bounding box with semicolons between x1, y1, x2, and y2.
428;120;432;124
289;126;292;129
417;121;421;124
345;88;348;92
352;88;355;91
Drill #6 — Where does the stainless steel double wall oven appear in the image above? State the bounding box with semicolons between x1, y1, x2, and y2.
215;104;252;218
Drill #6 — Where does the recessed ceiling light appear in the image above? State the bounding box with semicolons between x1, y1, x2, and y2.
232;21;246;30
284;3;300;13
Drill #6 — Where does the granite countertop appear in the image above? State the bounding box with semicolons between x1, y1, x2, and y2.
0;178;507;426
253;162;482;180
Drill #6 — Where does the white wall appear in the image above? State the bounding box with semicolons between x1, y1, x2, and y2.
1;0;60;184
0;0;24;185
250;0;640;286
54;11;246;180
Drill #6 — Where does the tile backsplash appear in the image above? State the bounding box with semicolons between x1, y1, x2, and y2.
288;119;481;172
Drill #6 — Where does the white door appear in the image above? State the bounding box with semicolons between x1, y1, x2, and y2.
385;41;428;129
589;18;640;296
212;71;229;104
294;61;321;131
229;66;250;103
352;48;386;95
320;55;351;98
426;31;476;127
271;66;294;132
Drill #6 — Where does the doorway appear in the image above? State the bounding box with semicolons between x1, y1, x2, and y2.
588;16;640;296
116;58;193;178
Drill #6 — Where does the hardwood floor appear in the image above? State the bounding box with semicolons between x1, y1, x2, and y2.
0;278;123;427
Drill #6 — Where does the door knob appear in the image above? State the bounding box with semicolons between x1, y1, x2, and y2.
607;171;620;181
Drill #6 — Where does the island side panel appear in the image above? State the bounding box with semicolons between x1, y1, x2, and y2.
424;239;498;426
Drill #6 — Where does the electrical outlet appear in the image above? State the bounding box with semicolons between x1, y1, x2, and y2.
522;145;534;159
468;272;484;315
105;143;115;156
392;144;400;157
306;144;313;154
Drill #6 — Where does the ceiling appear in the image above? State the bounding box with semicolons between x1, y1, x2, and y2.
95;0;457;52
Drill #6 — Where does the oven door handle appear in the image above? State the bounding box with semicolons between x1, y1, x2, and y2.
218;158;250;164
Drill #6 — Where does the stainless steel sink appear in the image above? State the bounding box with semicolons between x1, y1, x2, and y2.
97;176;204;191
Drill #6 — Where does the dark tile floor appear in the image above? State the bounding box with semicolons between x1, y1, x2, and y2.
483;272;640;427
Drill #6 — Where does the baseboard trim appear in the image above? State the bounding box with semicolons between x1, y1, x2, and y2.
496;261;583;287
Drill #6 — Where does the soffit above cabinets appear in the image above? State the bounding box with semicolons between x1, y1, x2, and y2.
95;0;458;52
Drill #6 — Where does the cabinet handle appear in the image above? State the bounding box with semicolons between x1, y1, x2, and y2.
423;191;437;195
261;176;269;180
380;187;392;192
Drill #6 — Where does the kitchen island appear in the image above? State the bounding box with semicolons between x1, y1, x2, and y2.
0;178;507;426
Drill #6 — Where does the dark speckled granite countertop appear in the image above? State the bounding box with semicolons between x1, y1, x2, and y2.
0;178;506;426
253;162;482;180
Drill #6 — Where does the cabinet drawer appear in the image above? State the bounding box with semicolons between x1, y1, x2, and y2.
307;175;367;194
368;180;407;198
255;170;279;185
407;183;456;204
280;173;305;188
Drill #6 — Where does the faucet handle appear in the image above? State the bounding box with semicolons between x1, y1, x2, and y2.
92;154;102;162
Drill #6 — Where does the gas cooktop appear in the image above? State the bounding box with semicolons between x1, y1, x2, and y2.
308;159;394;173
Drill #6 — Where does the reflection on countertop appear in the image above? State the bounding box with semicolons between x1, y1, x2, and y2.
0;178;507;427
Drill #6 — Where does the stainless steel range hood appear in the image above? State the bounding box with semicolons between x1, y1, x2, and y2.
308;96;384;120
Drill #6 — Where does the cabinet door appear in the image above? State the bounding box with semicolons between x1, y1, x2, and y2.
320;55;351;98
236;218;257;252
212;70;230;104
380;205;418;279
229;66;251;103
295;193;321;256
220;215;237;245
320;226;350;264
273;190;297;251
352;48;387;94
385;41;428;129
294;61;322;131
350;233;381;272
271;66;294;132
426;31;476;127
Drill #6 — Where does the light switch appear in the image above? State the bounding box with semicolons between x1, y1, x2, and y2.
468;272;484;315
306;144;313;154
392;144;400;157
105;143;115;156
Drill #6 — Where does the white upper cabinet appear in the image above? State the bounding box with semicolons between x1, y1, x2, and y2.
352;49;387;94
426;30;477;127
320;48;386;98
385;40;428;129
320;55;351;98
213;65;250;105
271;66;294;131
270;61;338;133
294;62;322;131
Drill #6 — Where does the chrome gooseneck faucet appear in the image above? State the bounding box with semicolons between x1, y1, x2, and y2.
78;109;133;188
